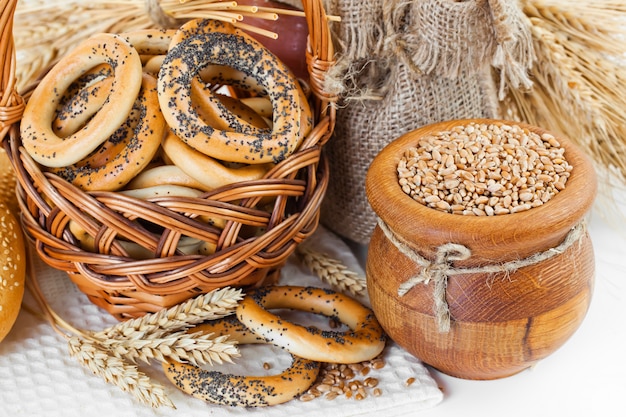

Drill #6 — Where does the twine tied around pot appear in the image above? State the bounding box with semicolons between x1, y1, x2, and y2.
377;219;587;333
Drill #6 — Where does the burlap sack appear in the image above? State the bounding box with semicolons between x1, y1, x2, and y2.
315;0;534;244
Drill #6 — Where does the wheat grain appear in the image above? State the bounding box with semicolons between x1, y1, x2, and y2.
297;247;367;297
398;122;572;216
299;357;387;402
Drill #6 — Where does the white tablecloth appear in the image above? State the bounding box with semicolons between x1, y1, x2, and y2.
0;226;443;417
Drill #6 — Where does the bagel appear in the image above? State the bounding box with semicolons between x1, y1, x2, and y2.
125;164;212;192
193;61;313;152
158;19;308;164
239;97;273;119
236;286;386;364
143;54;165;74
190;79;270;132
21;33;143;167
0;202;26;343
48;74;165;191
161;132;271;191
52;75;114;138
194;60;312;138
120;29;174;56
163;316;321;407
120;29;174;76
119;184;203;200
51;63;113;135
119;184;227;229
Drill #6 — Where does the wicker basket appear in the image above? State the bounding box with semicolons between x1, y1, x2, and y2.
0;0;337;319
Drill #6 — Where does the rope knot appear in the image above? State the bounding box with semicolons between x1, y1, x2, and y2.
396;242;471;333
399;243;470;293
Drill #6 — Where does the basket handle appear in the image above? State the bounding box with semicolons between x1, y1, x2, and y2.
301;0;337;145
0;0;24;144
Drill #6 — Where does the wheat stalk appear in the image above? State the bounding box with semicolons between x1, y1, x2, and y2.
503;0;626;185
25;248;243;408
98;330;239;366
91;288;244;367
95;287;243;340
297;246;367;297
68;337;176;409
80;287;243;367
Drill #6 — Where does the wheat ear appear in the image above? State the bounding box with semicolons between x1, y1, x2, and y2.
94;287;243;340
25;245;243;408
95;328;240;366
504;0;626;184
68;337;176;409
297;246;367;297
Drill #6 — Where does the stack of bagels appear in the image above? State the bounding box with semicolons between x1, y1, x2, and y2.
19;18;312;257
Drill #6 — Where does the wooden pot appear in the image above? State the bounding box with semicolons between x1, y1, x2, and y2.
365;119;596;380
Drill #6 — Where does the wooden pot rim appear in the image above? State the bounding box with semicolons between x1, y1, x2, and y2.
365;119;597;257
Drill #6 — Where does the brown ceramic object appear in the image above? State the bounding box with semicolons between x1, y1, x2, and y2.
365;119;597;380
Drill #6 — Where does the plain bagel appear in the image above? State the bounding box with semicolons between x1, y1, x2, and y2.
161;132;272;191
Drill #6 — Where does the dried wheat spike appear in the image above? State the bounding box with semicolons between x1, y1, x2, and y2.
68;337;175;409
95;287;243;340
297;246;367;297
98;330;240;367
